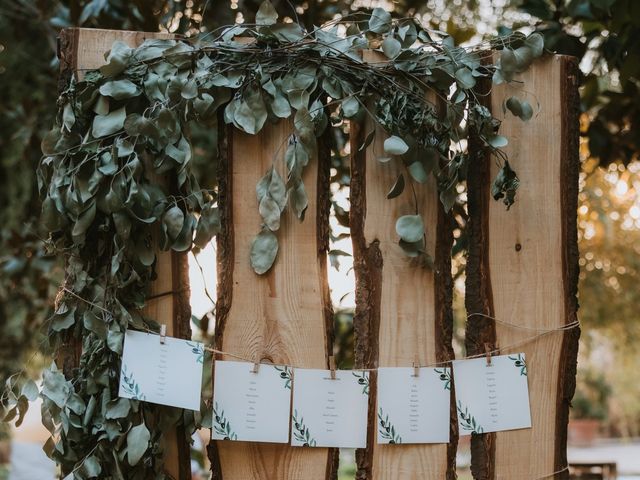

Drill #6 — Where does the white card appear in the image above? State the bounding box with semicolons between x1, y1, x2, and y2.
291;369;369;448
118;330;203;411
212;361;292;443
376;367;451;444
453;353;531;435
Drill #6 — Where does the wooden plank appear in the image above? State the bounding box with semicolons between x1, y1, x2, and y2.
210;117;336;478
58;27;191;480
351;51;456;480
465;55;580;479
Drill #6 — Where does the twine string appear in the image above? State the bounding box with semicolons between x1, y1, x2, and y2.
58;284;580;371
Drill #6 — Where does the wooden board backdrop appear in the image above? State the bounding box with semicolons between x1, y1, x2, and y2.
58;28;192;479
465;55;580;479
60;28;580;480
351;51;457;480
209;119;336;479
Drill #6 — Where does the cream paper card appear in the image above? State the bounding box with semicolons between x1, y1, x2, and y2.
376;367;451;444
453;353;531;435
118;329;204;411
291;369;369;448
212;360;292;443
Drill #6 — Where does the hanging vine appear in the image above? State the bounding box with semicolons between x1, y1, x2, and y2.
2;1;543;477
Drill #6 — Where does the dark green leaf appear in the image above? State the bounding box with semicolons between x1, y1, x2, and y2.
387;174;405;199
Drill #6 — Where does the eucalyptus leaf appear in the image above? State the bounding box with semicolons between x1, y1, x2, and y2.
487;135;508;148
387;173;405;199
99;79;141;100
369;8;392;34
256;0;278;26
100;41;132;77
127;423;150;466
407;161;428;183
21;380;39;402
92;106;126;138
163;206;185;240
259;196;281;231
382;37;401;59
250;229;278;275
455;67;476;89
395;214;424;243
359;130;376;152
384;135;409;155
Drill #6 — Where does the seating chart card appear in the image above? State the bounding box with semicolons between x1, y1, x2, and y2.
291;369;369;448
453;353;532;435
212;360;292;443
376;367;451;444
118;330;204;411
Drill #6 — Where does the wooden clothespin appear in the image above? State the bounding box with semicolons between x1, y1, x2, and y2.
329;355;336;380
484;343;492;366
251;356;261;374
412;357;420;377
160;324;167;345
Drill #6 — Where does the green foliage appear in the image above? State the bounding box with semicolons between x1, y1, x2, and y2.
1;1;544;476
517;0;640;167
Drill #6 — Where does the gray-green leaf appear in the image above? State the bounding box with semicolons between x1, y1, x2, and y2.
369;8;392;34
127;423;150;466
382;37;401;59
395;214;424;243
250;230;278;275
99;79;141;100
384;135;409;155
256;0;278;26
92;107;126;138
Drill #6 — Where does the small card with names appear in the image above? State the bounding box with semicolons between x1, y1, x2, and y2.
118;330;204;411
212;360;292;443
376;367;451;444
453;353;531;435
291;369;369;448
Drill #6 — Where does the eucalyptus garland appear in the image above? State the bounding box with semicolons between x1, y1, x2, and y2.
3;1;544;477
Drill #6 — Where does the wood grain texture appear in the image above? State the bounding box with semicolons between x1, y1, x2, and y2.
211;119;336;479
59;27;191;480
466;55;580;480
352;51;456;480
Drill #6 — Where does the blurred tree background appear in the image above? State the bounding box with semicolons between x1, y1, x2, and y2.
0;0;638;469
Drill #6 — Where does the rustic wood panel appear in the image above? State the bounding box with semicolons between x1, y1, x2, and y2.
210;118;336;479
59;27;191;479
466;55;580;479
351;51;456;480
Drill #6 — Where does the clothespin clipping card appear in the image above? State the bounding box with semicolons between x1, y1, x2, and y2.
160;324;167;345
412;357;420;377
329;355;336;380
251;356;260;374
484;343;492;366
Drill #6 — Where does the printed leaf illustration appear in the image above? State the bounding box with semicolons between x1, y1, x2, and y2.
213;402;238;441
457;401;484;434
121;365;146;401
508;353;528;376
187;342;205;364
378;407;402;444
434;368;452;390
274;365;293;389
352;371;370;395
292;410;317;447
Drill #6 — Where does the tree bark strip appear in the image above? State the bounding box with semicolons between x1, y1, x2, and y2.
554;55;581;478
465;59;497;480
